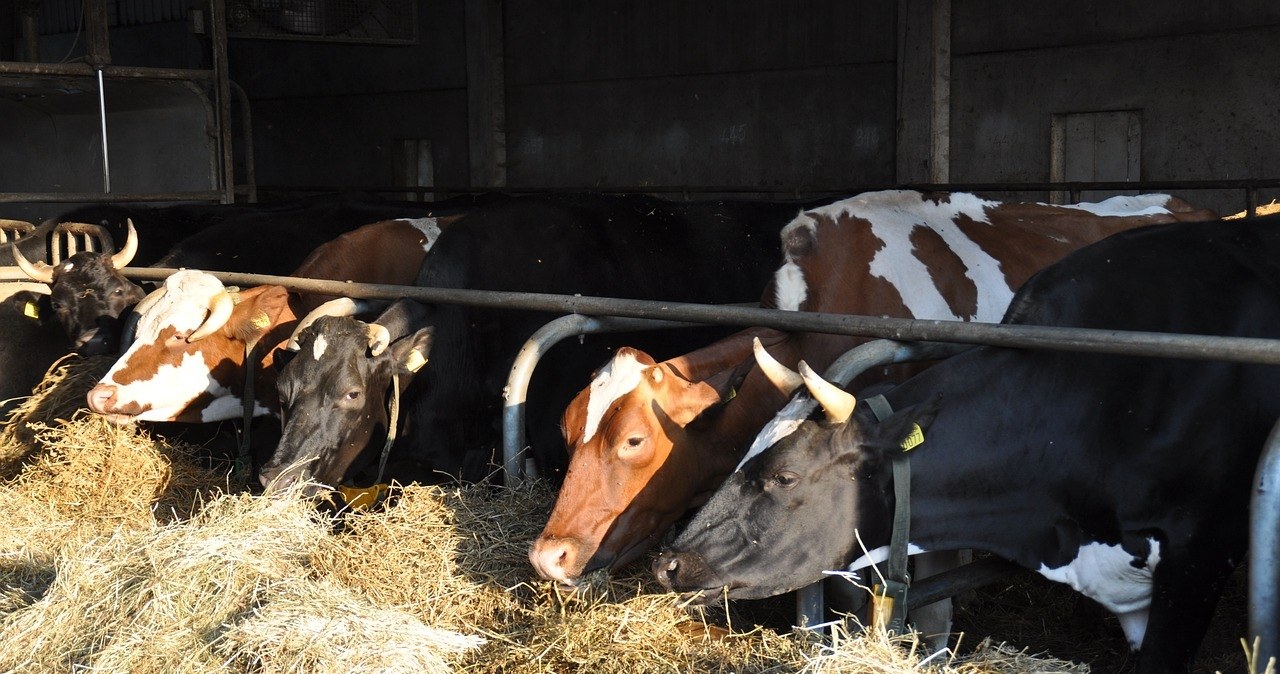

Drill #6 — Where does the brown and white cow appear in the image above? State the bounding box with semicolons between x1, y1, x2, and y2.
85;217;451;424
531;190;1217;587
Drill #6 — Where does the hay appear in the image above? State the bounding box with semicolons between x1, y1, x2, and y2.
0;354;1181;674
0;354;113;476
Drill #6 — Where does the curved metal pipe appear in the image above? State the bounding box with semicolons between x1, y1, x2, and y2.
500;313;703;487
1250;417;1280;669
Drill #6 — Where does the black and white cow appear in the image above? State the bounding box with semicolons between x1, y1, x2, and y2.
258;192;831;493
654;214;1277;673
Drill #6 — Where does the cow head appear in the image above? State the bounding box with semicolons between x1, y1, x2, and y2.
13;220;144;355
529;347;729;586
653;361;934;600
86;270;295;424
260;314;433;496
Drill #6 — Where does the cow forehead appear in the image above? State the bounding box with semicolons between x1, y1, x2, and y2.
737;393;820;471
581;351;649;444
136;271;225;338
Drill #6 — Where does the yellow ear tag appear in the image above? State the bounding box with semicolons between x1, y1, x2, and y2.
900;423;924;451
251;311;272;330
337;483;390;510
404;349;427;373
23;301;39;320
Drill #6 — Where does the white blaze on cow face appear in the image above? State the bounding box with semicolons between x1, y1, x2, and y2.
312;333;328;361
737;392;818;471
400;217;442;252
1037;538;1161;650
581;350;649;444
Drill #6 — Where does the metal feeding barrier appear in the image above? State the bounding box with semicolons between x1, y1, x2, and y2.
0;264;1272;661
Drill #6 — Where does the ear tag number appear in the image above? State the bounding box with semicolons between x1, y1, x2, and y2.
900;423;924;451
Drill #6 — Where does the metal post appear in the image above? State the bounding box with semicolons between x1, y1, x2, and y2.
96;69;111;193
210;0;235;203
1250;417;1280;670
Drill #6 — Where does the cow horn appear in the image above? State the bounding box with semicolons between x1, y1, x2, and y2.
366;323;390;356
753;336;802;393
12;245;55;284
287;297;369;350
121;287;167;352
110;219;139;269
188;290;235;342
798;360;856;424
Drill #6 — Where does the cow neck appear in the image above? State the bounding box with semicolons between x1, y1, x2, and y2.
863;393;912;636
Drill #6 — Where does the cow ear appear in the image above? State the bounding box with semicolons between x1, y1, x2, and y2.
863;398;939;455
271;347;297;374
389;326;434;375
230;285;290;341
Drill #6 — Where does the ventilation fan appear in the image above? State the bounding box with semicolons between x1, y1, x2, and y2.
226;0;416;44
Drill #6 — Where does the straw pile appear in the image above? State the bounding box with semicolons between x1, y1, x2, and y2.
0;355;1246;673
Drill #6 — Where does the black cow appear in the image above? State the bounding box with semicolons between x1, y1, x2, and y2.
0;288;72;417
259;192;831;493
654;215;1277;673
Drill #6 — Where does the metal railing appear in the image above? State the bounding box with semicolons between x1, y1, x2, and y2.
0;264;1272;664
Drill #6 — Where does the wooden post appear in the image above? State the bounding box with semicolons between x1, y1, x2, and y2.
466;0;507;188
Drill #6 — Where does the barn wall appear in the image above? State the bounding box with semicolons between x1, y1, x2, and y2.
6;1;1279;216
948;1;1280;213
502;1;897;190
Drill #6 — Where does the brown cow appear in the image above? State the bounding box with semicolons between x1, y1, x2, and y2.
85;217;454;424
531;190;1217;588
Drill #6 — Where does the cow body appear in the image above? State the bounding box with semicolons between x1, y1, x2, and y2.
655;215;1276;673
85;216;453;425
532;190;1216;586
259;192;827;494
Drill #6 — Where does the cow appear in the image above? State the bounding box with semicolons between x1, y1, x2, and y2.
0;287;73;417
652;214;1276;674
84;215;456;426
256;192;832;496
531;190;1217;591
14;197;476;355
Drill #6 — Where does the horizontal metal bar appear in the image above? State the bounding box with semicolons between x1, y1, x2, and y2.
0;61;216;82
0;191;226;204
4;265;1275;366
255;178;1280;197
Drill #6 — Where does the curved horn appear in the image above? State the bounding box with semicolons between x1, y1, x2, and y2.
188;290;235;342
366;323;391;356
121;287;167;352
286;297;370;350
798;360;856;424
12;245;55;284
753;336;802;394
110;219;139;269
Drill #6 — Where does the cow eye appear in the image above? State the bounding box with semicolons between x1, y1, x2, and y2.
344;389;362;401
626;436;644;448
771;471;799;489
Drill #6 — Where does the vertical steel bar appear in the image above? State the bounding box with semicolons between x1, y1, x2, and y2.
1249;417;1280;670
210;0;235;203
97;69;111;193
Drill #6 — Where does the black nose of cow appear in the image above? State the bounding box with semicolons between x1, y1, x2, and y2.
652;550;714;592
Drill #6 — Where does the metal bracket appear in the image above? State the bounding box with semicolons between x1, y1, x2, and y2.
50;222;114;264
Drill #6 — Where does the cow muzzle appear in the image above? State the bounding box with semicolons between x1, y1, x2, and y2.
651;549;725;598
86;383;147;424
528;535;592;587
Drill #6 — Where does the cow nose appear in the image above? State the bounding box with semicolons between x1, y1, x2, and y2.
259;465;296;493
86;383;118;414
652;550;711;592
528;537;583;585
